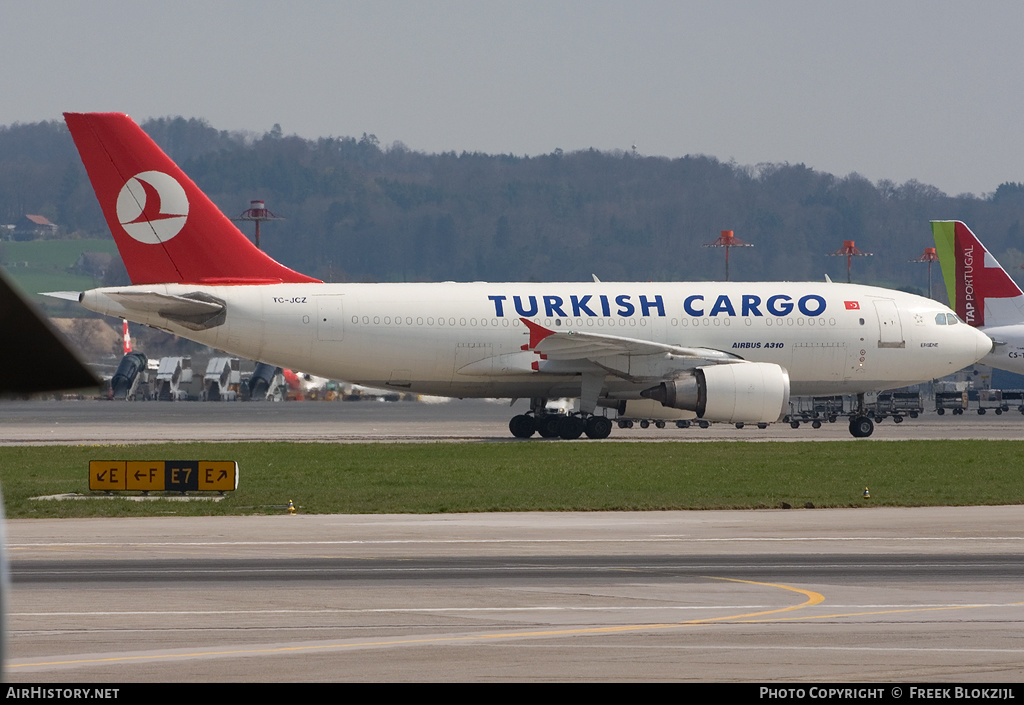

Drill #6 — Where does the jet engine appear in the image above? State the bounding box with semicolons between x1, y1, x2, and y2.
641;362;790;424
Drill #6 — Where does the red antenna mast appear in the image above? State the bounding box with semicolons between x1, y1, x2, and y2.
909;246;940;299
703;230;753;281
828;240;873;283
233;200;284;250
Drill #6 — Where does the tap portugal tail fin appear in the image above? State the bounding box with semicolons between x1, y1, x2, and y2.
64;112;319;286
932;220;1024;328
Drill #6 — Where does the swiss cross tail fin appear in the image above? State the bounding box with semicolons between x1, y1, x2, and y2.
64;112;319;285
932;220;1024;328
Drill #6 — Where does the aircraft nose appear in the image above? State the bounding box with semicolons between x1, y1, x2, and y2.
970;321;995;360
974;326;994;360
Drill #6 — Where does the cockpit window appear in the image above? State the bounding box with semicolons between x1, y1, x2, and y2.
946;313;959;325
935;313;947;325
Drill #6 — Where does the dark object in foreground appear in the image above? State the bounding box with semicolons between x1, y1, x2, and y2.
0;271;98;394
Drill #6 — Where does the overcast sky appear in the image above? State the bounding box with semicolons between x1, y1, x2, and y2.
4;1;1022;196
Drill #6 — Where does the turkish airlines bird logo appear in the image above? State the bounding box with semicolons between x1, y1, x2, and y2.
116;171;189;244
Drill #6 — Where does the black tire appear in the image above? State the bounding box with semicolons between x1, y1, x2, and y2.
508;414;536;439
585;416;613;440
538;415;562;438
559;416;586;440
849;415;874;438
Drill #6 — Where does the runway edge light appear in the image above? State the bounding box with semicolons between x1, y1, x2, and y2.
863;487;871;499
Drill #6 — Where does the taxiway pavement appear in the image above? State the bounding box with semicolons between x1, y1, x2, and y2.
5;508;1024;682
2;400;1023;682
1;398;1024;443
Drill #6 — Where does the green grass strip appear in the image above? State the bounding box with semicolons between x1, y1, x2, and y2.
0;441;1019;518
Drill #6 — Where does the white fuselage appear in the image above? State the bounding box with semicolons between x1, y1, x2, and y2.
80;281;991;399
976;325;1024;376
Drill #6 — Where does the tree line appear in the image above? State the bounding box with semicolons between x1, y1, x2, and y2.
2;117;1024;297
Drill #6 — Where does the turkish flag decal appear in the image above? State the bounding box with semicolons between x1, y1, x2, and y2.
844;301;860;310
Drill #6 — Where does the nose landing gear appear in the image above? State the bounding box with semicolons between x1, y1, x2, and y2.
848;393;875;438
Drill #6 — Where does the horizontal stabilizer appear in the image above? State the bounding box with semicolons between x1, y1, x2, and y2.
104;290;224;317
96;289;227;331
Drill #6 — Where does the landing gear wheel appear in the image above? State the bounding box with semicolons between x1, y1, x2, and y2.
559;415;586;440
538;415;562;438
584;416;613;440
509;414;536;439
849;415;874;438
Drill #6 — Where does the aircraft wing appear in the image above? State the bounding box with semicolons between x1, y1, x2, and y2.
520;318;741;366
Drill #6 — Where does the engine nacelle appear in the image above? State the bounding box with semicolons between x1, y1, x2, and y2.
641;362;790;424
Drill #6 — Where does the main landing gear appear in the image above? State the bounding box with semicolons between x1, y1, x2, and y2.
509;412;613;440
847;393;874;438
508;398;613;440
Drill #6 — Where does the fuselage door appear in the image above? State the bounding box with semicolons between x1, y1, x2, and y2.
873;299;905;348
316;295;345;342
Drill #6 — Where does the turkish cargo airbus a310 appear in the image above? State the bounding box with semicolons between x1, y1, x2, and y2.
56;113;991;439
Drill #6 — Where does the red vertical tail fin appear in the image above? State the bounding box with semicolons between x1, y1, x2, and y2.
932;220;1024;327
64;112;319;285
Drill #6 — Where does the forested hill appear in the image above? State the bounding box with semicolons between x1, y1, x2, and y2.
3;117;1024;293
